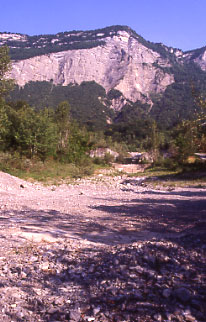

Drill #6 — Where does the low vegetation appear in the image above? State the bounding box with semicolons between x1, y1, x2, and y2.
138;166;206;188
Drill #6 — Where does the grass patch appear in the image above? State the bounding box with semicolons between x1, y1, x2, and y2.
143;167;206;188
126;165;206;188
0;152;95;184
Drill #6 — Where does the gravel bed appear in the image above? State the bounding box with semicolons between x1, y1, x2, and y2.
0;172;205;322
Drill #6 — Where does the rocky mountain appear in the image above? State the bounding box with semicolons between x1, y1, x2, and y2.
1;25;206;126
183;46;206;71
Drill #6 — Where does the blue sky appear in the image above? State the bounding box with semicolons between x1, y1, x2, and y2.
0;0;205;51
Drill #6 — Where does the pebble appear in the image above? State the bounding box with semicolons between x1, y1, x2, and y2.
93;307;101;315
69;309;81;321
153;313;162;321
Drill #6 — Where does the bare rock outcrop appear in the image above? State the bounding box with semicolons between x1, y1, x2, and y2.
9;30;174;103
192;49;206;71
183;48;206;71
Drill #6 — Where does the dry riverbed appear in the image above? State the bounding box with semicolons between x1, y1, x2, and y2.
0;171;205;322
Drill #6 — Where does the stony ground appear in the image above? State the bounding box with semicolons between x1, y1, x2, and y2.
0;171;205;322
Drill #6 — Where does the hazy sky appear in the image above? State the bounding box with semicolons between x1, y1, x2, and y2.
1;0;205;51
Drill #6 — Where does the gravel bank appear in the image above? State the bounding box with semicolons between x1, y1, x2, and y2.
0;171;205;322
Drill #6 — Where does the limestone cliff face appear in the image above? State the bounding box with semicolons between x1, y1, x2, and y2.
9;30;174;103
186;49;206;71
195;50;206;71
182;46;206;72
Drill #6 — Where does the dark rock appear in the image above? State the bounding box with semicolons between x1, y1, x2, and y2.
190;299;202;310
162;288;172;298
174;287;191;303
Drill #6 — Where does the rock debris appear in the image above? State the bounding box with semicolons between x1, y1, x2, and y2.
0;171;205;321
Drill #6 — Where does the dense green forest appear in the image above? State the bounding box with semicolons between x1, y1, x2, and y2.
9;81;115;129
